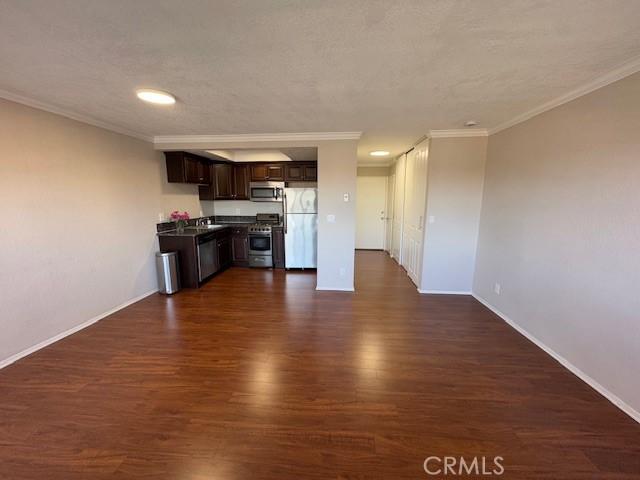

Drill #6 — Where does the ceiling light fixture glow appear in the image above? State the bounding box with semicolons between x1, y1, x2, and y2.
370;150;390;157
136;89;176;105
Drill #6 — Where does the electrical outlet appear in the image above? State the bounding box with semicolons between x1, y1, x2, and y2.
343;193;350;202
428;215;435;224
494;283;501;295
158;212;164;222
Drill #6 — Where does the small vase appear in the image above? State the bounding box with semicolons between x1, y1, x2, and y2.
176;220;187;233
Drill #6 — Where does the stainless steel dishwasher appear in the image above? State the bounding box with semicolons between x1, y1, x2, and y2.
196;233;217;281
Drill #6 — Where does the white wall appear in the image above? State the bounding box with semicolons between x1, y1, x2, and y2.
474;72;640;417
0;98;201;365
420;136;487;293
201;200;282;217
316;140;358;290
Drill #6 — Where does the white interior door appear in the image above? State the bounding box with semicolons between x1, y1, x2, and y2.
391;154;406;262
401;140;429;286
356;176;387;249
385;173;395;252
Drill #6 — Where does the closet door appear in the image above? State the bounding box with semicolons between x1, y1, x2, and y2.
401;139;429;286
391;154;406;262
385;172;395;253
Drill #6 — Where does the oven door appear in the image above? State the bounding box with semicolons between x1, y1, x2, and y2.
250;182;283;202
248;234;272;256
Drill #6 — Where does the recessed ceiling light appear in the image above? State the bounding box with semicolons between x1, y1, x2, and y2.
370;150;390;157
464;120;478;127
136;89;176;105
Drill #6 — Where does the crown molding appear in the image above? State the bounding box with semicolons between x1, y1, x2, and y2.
429;129;489;138
0;88;152;142
489;55;640;135
154;131;362;146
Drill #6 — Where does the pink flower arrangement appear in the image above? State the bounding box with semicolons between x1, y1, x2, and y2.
170;211;190;221
170;211;190;231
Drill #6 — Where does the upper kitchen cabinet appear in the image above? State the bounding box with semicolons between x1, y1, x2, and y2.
251;163;284;181
233;164;250;199
213;163;234;199
285;162;317;181
200;163;250;201
165;152;212;184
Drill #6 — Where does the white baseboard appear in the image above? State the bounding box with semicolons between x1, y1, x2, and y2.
0;289;158;370
418;289;472;295
316;286;355;292
472;293;640;425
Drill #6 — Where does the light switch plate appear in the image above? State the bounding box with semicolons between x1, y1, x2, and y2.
428;216;435;224
327;214;336;223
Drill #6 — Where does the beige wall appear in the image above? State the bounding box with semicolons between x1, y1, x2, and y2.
474;72;640;415
0;98;201;365
420;136;487;292
357;166;390;177
201;200;282;217
317;140;358;290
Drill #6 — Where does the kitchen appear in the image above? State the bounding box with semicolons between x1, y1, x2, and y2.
157;148;318;289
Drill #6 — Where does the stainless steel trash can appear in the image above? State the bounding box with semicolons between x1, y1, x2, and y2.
156;251;180;294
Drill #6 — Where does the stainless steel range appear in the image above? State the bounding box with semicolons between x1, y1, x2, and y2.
248;213;280;268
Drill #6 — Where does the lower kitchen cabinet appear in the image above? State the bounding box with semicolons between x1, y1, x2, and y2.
272;226;285;269
217;234;233;270
231;227;249;266
158;227;232;288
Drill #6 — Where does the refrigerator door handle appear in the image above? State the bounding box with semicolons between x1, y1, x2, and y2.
283;193;288;234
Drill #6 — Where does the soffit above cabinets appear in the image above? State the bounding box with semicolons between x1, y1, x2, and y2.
191;147;318;163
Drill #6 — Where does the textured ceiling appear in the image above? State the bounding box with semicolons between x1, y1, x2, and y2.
1;0;640;164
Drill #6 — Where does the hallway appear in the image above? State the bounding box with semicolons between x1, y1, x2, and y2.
0;251;638;479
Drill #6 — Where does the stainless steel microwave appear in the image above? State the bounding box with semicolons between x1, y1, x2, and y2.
250;181;285;202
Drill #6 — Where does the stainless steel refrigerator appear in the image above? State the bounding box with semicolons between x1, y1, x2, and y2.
283;187;318;268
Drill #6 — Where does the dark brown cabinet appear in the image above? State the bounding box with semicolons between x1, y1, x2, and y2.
233;164;250;200
158;227;232;288
272;226;285;269
285;162;317;181
303;164;317;181
231;227;249;266
166;153;317;189
217;235;233;270
251;163;284;181
165;152;211;184
213;164;234;199
200;163;251;201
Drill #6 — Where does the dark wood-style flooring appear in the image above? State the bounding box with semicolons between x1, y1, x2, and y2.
1;251;639;479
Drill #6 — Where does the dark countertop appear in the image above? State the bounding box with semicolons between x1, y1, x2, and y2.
157;225;231;237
